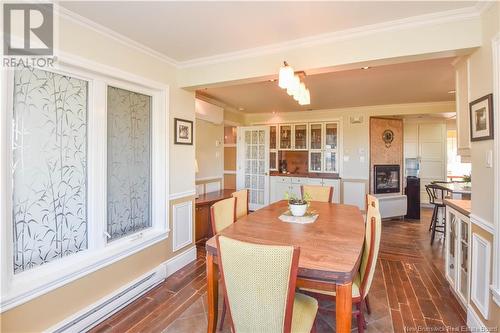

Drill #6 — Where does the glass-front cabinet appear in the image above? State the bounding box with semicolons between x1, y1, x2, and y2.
445;206;470;307
309;124;322;150
308;122;339;173
294;124;308;150
279;125;292;150
269;125;278;170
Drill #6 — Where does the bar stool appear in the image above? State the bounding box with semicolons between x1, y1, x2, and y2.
425;184;446;245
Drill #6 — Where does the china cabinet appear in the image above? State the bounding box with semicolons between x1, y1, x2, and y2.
269;125;278;170
308;122;339;173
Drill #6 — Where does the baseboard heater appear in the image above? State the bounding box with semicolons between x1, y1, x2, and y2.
50;266;166;333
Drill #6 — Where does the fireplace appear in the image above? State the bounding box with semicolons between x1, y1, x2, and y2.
374;164;400;194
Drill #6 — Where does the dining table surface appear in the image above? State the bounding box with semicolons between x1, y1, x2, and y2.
205;200;366;333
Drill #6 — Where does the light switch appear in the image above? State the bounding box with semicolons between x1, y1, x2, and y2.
486;150;493;168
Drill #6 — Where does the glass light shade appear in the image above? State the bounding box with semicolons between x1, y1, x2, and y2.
287;75;300;96
299;88;310;105
278;65;294;89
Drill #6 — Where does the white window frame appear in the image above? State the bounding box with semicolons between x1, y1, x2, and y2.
0;54;170;311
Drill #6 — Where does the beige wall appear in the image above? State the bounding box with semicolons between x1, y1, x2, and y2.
467;2;500;328
195;119;224;179
1;12;196;332
246;101;455;180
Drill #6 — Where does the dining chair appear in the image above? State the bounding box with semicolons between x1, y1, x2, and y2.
231;189;249;219
301;184;333;203
425;184;446;245
210;197;237;236
216;235;318;333
300;197;382;333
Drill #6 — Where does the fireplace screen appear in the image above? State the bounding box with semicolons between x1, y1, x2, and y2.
374;165;400;194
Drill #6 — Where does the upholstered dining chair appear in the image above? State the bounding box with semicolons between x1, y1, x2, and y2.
301;185;333;203
210;197;237;235
216;235;318;333
231;189;249;219
300;196;382;333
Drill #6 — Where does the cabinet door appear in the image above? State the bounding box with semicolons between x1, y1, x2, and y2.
273;181;290;203
195;206;210;243
309;151;322;172
457;216;469;303
270;125;277;150
294;124;308;150
309;123;323;150
269;151;277;171
324;150;337;173
446;208;458;288
325;123;338;150
279;125;292;150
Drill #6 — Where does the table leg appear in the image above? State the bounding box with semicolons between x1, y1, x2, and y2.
206;252;219;333
336;282;352;333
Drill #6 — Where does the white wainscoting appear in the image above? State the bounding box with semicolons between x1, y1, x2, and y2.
172;201;193;252
342;180;367;210
467;305;488;332
471;233;491;320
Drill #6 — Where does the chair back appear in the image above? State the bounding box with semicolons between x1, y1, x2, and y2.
216;236;300;333
365;194;379;215
301;185;333;203
232;189;249;219
359;199;382;299
425;184;442;204
210;197;236;235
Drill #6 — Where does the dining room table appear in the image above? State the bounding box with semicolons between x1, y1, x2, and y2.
205;200;366;333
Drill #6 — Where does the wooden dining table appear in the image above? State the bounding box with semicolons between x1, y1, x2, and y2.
205;200;366;333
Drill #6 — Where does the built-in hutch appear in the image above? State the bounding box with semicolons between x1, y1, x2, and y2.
444;199;471;307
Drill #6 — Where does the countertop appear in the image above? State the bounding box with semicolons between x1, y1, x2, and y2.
270;171;340;179
195;189;234;206
443;199;471;217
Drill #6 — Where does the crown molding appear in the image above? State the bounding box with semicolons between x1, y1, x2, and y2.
57;4;483;70
178;5;482;68
56;5;180;68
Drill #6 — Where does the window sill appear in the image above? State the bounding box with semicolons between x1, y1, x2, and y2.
1;229;169;312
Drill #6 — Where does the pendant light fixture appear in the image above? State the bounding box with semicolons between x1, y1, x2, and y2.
278;61;310;105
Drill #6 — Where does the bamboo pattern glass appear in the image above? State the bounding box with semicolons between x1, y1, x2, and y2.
107;86;152;241
12;67;88;273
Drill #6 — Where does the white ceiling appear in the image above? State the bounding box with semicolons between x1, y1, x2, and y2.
60;1;476;62
200;57;455;113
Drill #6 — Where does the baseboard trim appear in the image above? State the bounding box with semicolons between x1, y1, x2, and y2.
46;246;196;332
467;305;488;332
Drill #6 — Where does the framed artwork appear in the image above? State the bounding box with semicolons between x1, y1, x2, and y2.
174;118;193;145
469;94;494;141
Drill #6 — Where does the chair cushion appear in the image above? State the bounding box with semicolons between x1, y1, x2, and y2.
300;274;362;298
291;293;318;333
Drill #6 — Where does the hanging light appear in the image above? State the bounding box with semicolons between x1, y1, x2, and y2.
287;74;300;97
278;62;294;89
277;61;311;105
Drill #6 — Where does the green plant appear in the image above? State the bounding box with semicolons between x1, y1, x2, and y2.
284;191;311;205
463;174;471;183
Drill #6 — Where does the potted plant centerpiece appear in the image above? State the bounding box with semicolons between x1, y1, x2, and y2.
285;192;311;217
463;174;471;189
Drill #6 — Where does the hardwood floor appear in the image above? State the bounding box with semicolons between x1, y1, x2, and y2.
90;208;465;333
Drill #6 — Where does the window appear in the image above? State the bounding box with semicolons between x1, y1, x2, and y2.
1;61;168;310
107;86;152;241
12;67;89;273
447;130;471;179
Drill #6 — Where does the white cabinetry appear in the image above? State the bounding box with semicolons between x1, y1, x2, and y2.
445;206;470;306
270;176;340;204
454;58;471;162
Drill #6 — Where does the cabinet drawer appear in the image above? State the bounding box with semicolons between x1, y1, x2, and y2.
291;177;307;184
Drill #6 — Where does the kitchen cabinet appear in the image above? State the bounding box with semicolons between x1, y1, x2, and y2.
270;176;340;204
294;124;308;150
279;125;292;150
454;58;471;161
269;125;278;170
278;123;308;151
308;122;339;173
445;205;470;306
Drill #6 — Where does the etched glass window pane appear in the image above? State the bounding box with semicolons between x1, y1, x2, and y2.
107;86;151;241
12;67;88;273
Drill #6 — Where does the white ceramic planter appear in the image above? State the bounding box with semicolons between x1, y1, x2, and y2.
289;203;307;217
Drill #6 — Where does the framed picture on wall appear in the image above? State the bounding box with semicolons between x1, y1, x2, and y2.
174;118;193;145
469;94;494;141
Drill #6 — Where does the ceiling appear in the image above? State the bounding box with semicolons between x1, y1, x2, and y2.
60;1;476;62
200;57;456;113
